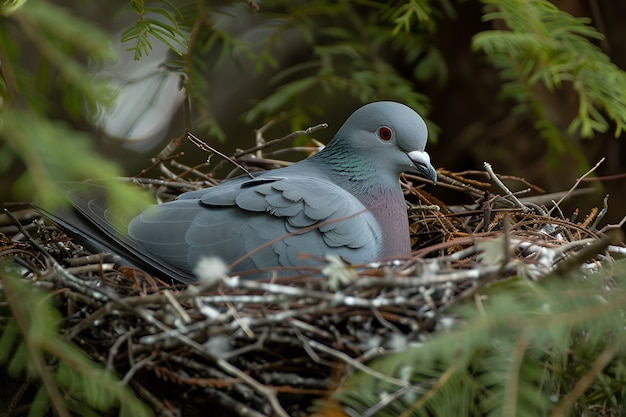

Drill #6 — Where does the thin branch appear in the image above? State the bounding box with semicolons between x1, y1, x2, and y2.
186;131;255;179
548;158;605;216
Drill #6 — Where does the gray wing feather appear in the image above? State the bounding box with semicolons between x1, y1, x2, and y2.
128;176;381;275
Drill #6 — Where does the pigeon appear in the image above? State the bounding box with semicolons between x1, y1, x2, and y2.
57;101;436;283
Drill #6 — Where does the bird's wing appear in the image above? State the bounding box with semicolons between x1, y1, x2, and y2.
45;183;197;283
129;176;381;276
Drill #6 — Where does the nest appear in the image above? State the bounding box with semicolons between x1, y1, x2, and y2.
1;128;625;417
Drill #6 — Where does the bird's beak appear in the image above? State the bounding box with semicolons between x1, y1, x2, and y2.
407;150;437;185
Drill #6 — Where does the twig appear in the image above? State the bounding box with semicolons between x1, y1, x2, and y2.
248;122;328;159
303;337;426;393
187;131;255;179
484;162;528;211
548;158;605;216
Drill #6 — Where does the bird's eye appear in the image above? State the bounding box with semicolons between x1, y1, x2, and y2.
377;126;393;141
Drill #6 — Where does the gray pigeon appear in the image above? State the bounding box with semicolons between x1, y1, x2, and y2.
127;101;436;279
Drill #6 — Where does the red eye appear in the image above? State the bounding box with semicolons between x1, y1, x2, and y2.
378;126;393;141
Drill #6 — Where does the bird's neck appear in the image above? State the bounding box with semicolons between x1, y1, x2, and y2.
310;148;412;258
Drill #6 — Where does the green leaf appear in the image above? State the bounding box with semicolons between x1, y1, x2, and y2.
119;2;189;60
473;0;626;154
0;109;151;220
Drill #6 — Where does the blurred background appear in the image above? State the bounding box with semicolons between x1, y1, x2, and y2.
1;0;625;226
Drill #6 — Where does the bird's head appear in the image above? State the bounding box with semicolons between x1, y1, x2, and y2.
331;101;437;184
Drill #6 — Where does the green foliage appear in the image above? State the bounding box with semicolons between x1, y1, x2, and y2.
1;0;116;114
335;260;626;416
0;0;151;216
387;0;455;35
240;1;450;138
120;0;188;60
0;265;152;417
0;110;151;217
473;0;626;166
125;1;450;140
